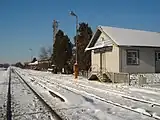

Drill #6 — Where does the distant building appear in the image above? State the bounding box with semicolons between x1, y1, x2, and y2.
38;59;52;70
26;59;52;70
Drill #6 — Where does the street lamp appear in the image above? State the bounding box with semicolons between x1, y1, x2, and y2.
70;11;79;79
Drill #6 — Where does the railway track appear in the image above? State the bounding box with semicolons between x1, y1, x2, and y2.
28;72;160;104
6;68;11;120
6;68;62;120
28;74;160;120
48;75;160;107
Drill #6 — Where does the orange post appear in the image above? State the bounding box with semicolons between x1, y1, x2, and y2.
74;63;78;79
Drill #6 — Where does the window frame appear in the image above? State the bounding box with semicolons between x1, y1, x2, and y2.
126;49;139;65
155;51;160;61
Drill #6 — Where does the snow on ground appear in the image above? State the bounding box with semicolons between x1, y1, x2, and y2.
10;70;54;120
0;68;57;120
13;68;160;120
0;69;8;119
21;69;160;103
36;72;160;103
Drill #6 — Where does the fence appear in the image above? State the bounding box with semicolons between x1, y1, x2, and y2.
79;70;89;78
129;73;160;86
112;72;129;83
79;70;130;83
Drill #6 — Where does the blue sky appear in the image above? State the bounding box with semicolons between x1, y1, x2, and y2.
0;0;160;63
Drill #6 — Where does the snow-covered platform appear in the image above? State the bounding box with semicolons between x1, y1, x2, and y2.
13;67;160;120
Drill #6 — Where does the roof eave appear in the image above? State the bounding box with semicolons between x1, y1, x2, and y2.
85;27;100;49
85;25;119;51
98;26;119;47
118;45;160;48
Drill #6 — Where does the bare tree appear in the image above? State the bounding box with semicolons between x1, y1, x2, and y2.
39;46;53;60
47;46;52;58
39;47;48;60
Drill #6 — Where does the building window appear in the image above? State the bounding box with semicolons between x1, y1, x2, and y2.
127;50;139;65
155;52;160;61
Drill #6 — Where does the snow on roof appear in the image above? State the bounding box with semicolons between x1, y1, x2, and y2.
85;44;111;51
99;26;160;47
28;61;38;65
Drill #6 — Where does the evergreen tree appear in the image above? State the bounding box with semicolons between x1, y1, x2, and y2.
52;30;72;70
15;62;24;68
75;22;93;71
31;57;37;63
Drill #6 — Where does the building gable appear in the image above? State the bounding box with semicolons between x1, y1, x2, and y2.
94;32;113;47
85;28;114;51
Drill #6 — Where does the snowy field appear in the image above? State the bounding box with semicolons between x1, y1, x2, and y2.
13;67;160;120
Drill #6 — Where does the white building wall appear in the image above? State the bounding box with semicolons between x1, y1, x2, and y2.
105;45;120;73
91;50;100;71
91;31;120;73
91;45;120;73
